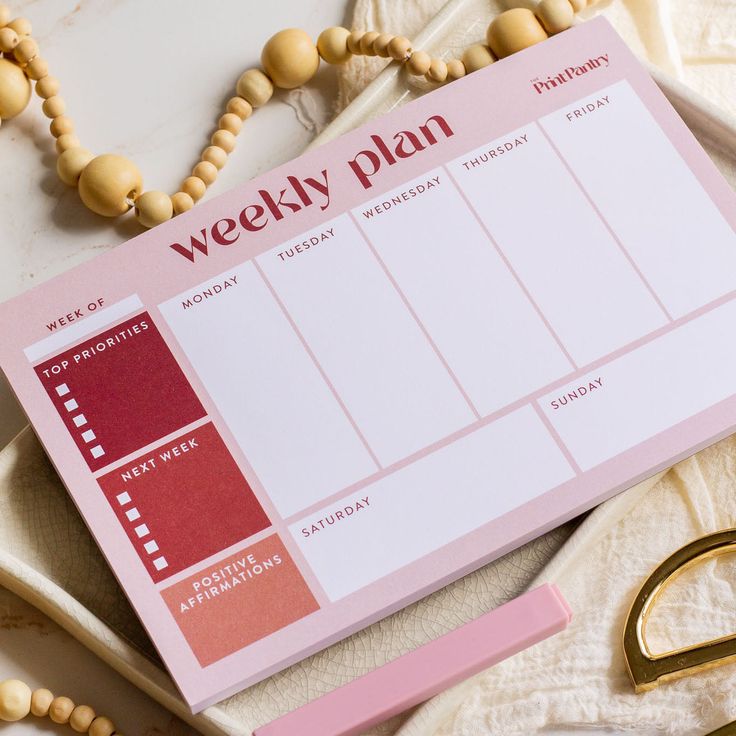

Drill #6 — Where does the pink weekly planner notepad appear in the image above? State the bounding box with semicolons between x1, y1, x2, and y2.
2;18;736;711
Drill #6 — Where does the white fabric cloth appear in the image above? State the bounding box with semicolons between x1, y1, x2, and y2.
332;2;736;734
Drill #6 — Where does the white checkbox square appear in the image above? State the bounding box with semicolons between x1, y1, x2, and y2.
153;557;168;571
134;524;149;538
55;384;70;396
72;414;87;427
116;492;131;506
81;429;96;443
64;398;78;412
125;507;141;522
90;445;105;459
144;540;159;554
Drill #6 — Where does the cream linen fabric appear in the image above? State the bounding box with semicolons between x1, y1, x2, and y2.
332;1;736;734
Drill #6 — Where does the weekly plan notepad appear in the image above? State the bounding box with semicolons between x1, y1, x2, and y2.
2;18;736;711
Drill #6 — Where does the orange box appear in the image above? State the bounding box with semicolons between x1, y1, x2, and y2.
161;535;319;666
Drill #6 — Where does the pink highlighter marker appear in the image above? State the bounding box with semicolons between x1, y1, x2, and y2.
254;584;572;736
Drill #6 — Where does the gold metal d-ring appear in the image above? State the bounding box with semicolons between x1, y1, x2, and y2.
623;528;736;693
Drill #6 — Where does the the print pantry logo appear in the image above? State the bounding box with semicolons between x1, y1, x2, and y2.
531;53;609;95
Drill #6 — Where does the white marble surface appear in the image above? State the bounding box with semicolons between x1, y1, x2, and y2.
0;0;353;448
0;0;350;731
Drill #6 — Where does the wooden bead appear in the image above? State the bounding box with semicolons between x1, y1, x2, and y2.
49;114;73;137
317;26;351;64
536;0;575;34
218;112;242;135
48;695;74;724
7;17;31;37
261;28;320;89
0;27;18;52
57;146;94;186
0;5;10;27
69;704;96;733
426;58;448;83
406;50;431;76
372;33;393;58
35;74;59;98
226;96;252;120
192;161;217;186
446;58;466;80
55;133;80;154
30;688;54;717
461;44;494;73
569;0;587;11
211;128;235;153
13;36;37;64
134;190;173;227
236;68;273;108
182;175;207;201
171;191;194;215
78;154;143;217
25;56;48;80
42;94;65;118
0;58;30;118
487;8;548;59
387;36;412;61
359;31;380;56
201;145;227;170
89;715;116;736
0;679;32;721
346;31;363;55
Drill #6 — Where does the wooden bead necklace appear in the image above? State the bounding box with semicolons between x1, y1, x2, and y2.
0;678;122;734
0;0;601;232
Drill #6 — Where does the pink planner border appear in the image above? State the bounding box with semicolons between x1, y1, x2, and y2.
2;18;736;712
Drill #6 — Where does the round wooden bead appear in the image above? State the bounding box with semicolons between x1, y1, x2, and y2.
49;114;73;137
235;68;273;108
569;0;587;11
7;17;31;37
487;8;548;59
89;716;116;736
536;0;575;34
261;28;320;89
48;695;74;724
25;56;48;80
0;5;10;27
55;133;80;154
0;27;18;52
171;191;194;215
446;58;466;80
192;161;217;186
35;74;59;98
426;58;448;83
42;94;65;118
359;31;380;56
211;128;236;153
218;112;242;135
372;33;393;58
0;679;32;721
317;26;351;64
69;704;96;733
78;154;143;217
134;190;173;227
182;175;206;201
0;58;31;118
30;688;54;717
13;36;37;64
461;44;494;73
201;145;227;170
346;31;363;55
387;36;412;61
57;146;94;185
226;96;252;120
406;50;431;76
